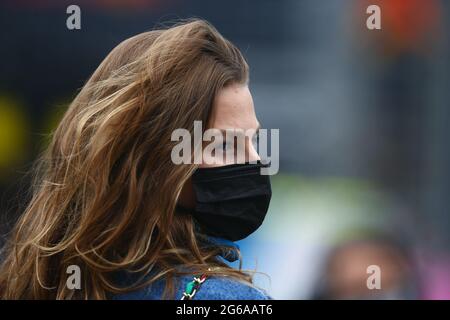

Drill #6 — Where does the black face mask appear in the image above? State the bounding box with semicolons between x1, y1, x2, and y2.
183;162;272;241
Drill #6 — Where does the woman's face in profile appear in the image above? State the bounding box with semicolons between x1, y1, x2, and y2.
178;83;261;208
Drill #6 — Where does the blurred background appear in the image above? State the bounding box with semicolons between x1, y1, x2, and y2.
0;0;449;299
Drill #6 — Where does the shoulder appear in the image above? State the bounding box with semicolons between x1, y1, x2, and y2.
192;276;272;300
112;274;272;300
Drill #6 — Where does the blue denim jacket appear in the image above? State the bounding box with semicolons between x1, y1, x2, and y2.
113;236;272;300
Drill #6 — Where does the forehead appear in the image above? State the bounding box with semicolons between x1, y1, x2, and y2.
209;83;258;130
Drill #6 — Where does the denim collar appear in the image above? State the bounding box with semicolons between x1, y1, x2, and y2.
196;233;240;263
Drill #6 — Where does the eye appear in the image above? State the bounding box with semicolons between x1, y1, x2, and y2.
222;136;238;151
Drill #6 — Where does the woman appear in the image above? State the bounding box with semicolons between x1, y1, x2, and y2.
0;19;272;300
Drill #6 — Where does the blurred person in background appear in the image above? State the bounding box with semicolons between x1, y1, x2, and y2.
311;232;421;300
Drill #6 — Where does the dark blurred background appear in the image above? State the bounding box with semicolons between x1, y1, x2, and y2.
0;0;449;299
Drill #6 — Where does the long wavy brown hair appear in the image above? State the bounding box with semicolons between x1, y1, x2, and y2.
0;19;253;299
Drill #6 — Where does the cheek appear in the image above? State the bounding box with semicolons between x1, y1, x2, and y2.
199;139;227;168
247;138;260;162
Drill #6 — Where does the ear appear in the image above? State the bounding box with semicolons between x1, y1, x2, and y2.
178;177;196;209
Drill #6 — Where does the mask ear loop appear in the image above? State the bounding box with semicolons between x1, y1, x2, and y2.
175;206;208;239
175;204;194;215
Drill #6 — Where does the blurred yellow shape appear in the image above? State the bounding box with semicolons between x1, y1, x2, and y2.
0;94;29;179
